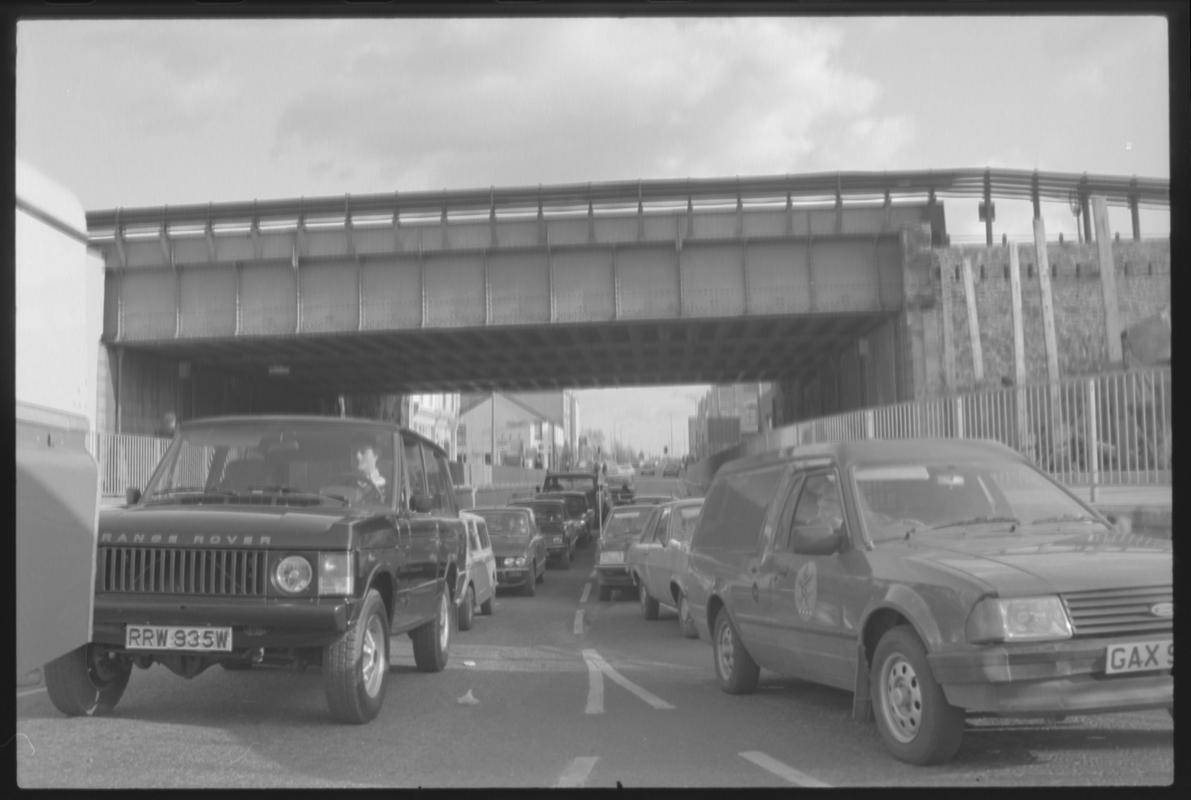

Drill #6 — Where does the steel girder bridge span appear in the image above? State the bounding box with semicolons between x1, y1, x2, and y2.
87;173;955;401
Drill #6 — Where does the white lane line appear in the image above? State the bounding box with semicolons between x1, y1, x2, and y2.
555;756;599;788
583;651;605;714
17;687;46;699
589;570;597;580
582;649;674;710
579;582;592;604
739;751;832;787
573;609;585;635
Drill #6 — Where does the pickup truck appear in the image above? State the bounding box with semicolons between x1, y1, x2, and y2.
42;415;467;724
684;438;1172;764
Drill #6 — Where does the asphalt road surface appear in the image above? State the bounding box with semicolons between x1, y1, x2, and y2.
15;477;1174;789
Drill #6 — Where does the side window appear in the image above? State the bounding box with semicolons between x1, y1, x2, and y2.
403;437;427;501
477;521;491;550
423;445;451;512
652;508;673;543
694;464;787;551
468;525;480;552
784;470;847;551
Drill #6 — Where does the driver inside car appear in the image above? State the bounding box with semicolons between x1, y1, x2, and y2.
350;435;388;502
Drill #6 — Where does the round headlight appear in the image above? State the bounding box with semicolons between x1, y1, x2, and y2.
275;555;313;594
509;556;527;567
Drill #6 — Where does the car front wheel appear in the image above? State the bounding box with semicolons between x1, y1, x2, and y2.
411;587;451;672
677;591;698;638
712;608;759;694
639;582;659;620
324;588;389;724
871;625;964;765
458;585;476;632
44;645;131;717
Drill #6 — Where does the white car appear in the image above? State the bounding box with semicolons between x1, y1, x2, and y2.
458;512;497;631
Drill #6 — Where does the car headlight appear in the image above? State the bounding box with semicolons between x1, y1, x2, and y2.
274;555;313;594
966;595;1073;643
553;536;563;544
508;556;527;567
318;552;354;596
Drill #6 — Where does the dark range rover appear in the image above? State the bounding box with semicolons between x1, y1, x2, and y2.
42;415;467;724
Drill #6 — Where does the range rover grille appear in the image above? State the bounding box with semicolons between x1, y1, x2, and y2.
98;547;268;596
1062;585;1172;638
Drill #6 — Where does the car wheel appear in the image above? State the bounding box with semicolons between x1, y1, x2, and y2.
458;585;476;632
712;608;759;694
536;559;545;583
678;591;698;638
871;625;964;765
324;588;389;724
411;586;451;673
44;645;131;717
639;582;660;620
480;593;494;616
560;546;571;568
523;565;537;597
598;585;613;602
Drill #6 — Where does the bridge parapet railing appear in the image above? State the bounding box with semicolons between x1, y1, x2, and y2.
742;366;1171;487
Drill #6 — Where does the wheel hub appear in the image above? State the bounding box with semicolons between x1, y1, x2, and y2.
882;657;922;740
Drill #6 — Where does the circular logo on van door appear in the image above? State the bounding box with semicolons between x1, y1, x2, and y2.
794;562;817;622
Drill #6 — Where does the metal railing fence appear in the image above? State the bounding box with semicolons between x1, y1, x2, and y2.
87;367;1170;498
745;366;1171;487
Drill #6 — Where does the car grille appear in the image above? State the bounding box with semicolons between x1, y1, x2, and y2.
98;546;269;596
1062;585;1173;638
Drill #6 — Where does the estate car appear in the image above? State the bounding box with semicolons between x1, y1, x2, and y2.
684;439;1172;765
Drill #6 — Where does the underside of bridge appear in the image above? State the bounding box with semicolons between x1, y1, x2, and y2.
116;310;894;397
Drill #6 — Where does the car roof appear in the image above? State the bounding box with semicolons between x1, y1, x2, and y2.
511;497;565;506
176;414;446;454
715;438;1025;479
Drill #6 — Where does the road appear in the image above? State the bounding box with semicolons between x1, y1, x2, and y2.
16;477;1173;789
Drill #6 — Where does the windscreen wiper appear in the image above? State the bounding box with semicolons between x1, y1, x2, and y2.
930;516;1020;532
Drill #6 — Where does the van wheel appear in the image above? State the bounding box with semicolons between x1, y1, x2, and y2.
871;625;964;765
677;591;698;638
639;582;660;620
458;585;475;632
324;588;389;723
44;645;131;717
411;587;451;672
480;594;494;616
713;608;759;694
523;565;537;597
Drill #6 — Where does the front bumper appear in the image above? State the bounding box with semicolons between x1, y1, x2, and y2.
92;594;353;650
929;637;1174;715
496;568;532;587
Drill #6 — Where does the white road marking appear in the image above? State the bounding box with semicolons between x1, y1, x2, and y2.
589;570;597;580
573;609;585;635
17;687;46;699
583;652;605;714
582;649;674;710
555;756;599;788
579;582;592;604
739;751;832;787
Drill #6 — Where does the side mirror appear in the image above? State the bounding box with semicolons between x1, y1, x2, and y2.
125;487;142;506
790;524;845;556
410;493;434;513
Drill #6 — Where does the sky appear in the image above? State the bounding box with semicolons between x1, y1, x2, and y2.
14;11;1174;457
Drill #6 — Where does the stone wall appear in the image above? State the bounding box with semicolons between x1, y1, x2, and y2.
932;238;1169;392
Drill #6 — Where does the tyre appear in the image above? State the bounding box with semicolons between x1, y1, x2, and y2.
536;560;545;583
639;582;660;620
324;588;390;724
458;585;476;632
870;625;964;765
559;546;571;568
598;584;613;602
523;565;537;597
411;587;451;673
44;645;131;717
677;590;698;639
712;608;759;694
480;594;494;616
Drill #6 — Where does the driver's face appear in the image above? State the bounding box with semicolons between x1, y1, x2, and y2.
353;445;377;472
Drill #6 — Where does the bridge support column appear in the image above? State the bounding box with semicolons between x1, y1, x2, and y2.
897;223;945;403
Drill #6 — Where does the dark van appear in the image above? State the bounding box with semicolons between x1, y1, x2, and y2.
684;438;1172;765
